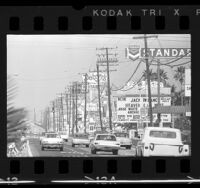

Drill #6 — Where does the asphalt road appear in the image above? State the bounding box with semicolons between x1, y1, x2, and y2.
28;138;136;157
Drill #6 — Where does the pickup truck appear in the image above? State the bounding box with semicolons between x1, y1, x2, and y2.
136;127;190;157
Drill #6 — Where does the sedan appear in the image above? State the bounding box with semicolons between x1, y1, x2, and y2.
90;134;120;155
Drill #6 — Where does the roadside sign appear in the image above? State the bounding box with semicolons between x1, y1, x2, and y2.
186;112;191;117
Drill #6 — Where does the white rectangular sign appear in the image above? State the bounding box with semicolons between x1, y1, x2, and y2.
185;69;191;97
116;96;171;123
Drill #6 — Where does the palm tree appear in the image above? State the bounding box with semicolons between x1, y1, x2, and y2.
142;69;157;81
157;69;168;86
174;66;185;106
142;68;168;86
7;75;28;146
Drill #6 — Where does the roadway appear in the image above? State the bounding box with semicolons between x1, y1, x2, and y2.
28;138;136;157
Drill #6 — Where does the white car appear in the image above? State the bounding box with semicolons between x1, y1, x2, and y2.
41;132;64;151
136;127;190;157
39;132;47;145
114;132;132;149
71;133;90;147
90;134;120;155
59;132;69;142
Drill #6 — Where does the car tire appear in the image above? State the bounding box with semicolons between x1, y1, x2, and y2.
140;150;143;157
41;146;44;151
127;146;131;149
60;147;63;151
135;148;138;156
72;144;75;147
136;147;140;156
113;150;118;155
91;149;96;154
86;145;89;148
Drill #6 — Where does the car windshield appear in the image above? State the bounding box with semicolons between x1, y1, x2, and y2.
96;135;116;141
149;131;176;139
46;134;57;138
114;133;128;138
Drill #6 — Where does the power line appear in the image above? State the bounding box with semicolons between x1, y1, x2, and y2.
111;59;143;91
116;58;155;92
171;61;191;67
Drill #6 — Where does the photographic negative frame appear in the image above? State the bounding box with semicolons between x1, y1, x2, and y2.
0;1;199;185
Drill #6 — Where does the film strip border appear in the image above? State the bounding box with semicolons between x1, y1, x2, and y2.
5;15;190;31
0;6;199;33
0;5;199;184
0;158;192;184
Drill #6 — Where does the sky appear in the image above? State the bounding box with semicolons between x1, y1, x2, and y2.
7;34;191;120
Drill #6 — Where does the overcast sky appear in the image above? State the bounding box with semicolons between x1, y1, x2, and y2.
7;34;191;120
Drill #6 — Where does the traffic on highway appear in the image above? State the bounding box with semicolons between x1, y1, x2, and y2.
27;130;137;157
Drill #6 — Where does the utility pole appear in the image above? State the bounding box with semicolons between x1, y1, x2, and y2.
34;108;36;124
52;101;56;132
47;107;50;132
96;64;103;131
41;111;43;126
65;91;69;132
157;59;161;127
57;93;65;131
71;84;75;136
133;35;158;127
55;99;58;132
69;85;72;135
75;82;78;133
83;74;88;134
97;47;118;131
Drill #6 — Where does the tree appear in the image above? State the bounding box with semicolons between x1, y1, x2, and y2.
142;69;157;81
7;75;28;145
174;66;185;106
142;68;168;86
155;69;168;86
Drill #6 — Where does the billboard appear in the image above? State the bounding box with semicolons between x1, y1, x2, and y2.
116;96;171;123
83;72;107;86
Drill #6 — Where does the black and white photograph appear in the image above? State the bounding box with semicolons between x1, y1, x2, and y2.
7;34;191;157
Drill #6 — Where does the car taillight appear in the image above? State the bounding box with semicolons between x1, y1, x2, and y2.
94;142;98;145
149;143;154;151
145;146;149;150
179;146;183;153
